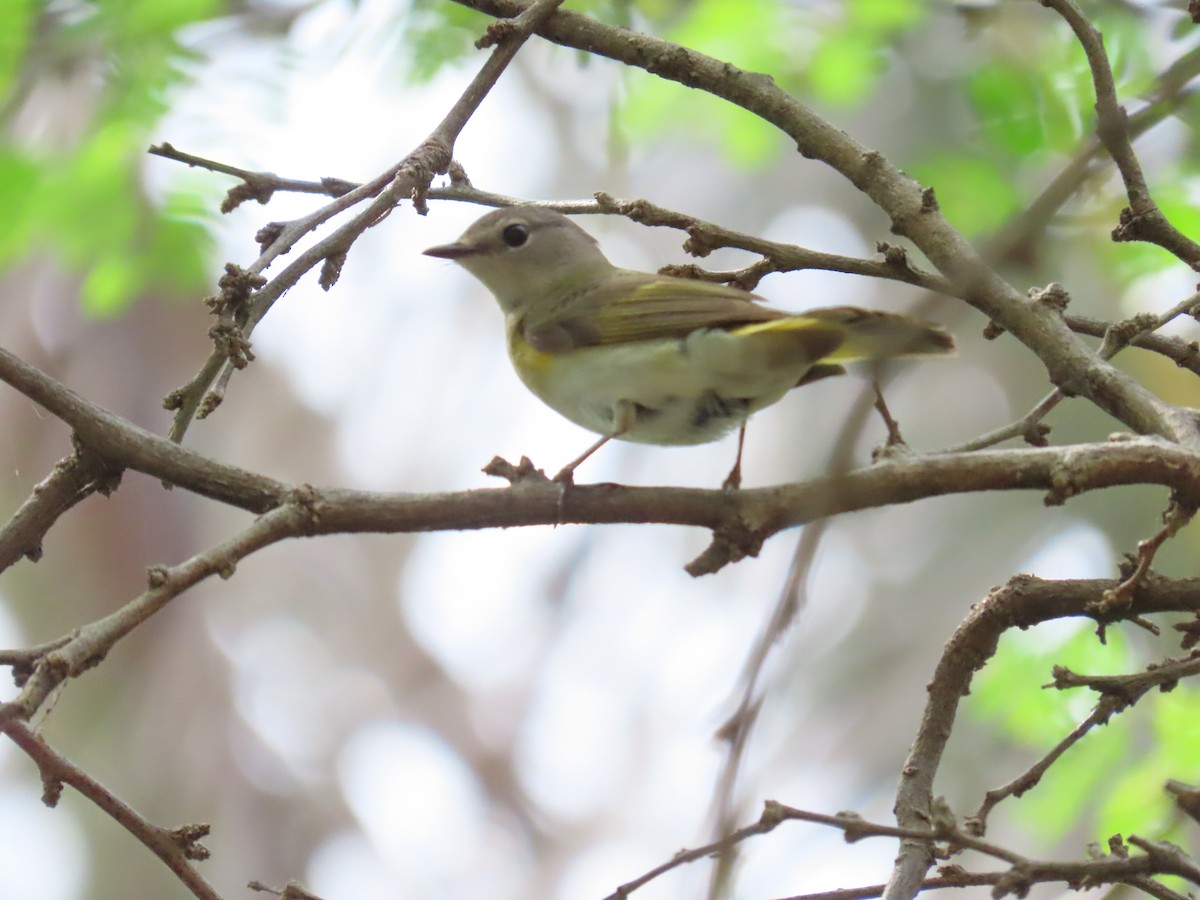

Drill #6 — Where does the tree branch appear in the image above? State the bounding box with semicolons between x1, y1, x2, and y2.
1042;0;1200;269
3;345;1200;580
158;0;566;443
886;573;1200;900
1;720;221;900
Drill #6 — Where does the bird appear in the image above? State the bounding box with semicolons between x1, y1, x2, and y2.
424;206;953;487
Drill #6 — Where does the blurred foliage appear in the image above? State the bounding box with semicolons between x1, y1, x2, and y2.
8;0;1198;314
0;0;219;316
970;621;1199;846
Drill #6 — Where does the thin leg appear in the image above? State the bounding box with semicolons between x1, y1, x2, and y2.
553;400;636;483
553;433;615;484
722;423;747;491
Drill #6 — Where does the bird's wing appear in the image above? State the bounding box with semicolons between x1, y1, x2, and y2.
521;270;839;351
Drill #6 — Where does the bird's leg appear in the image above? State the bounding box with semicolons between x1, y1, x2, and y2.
722;424;747;491
553;400;636;484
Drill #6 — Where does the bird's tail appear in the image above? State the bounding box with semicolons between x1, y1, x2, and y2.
803;306;955;361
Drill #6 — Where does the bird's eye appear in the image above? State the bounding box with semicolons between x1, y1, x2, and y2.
502;224;529;248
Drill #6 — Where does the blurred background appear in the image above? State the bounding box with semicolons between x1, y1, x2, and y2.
1;1;1199;898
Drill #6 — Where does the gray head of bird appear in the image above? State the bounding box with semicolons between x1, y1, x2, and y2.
423;207;615;314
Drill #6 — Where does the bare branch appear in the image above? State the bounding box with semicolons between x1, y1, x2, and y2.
942;293;1200;453
0;447;121;572
1042;0;1200;269
0;501;311;723
1;721;222;900
886;573;1200;900
159;0;567;442
4;345;1200;579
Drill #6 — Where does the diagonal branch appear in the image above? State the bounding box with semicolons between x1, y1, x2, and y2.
1042;0;1200;269
1;721;221;900
0;502;310;723
160;0;566;443
0;447;122;573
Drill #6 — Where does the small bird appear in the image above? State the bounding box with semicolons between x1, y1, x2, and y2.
424;206;953;487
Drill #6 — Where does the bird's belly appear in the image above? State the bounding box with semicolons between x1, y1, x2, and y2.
510;336;800;446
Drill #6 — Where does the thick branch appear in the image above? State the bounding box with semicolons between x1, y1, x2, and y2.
3;346;1200;576
0;448;121;572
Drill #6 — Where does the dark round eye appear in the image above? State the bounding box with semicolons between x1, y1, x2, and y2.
502;223;529;248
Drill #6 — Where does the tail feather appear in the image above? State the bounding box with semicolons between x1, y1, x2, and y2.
804;306;954;362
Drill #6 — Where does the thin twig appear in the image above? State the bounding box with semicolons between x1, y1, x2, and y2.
1099;499;1197;612
159;0;567;443
1;720;222;900
970;702;1118;833
1042;0;1200;269
0;502;311;723
883;572;1200;900
941;293;1200;453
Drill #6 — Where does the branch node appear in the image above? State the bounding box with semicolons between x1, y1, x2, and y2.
482;455;550;485
1043;460;1079;506
167;822;212;861
41;772;64;808
685;524;764;577
759;799;785;827
222;176;276;214
476;17;517;49
447;160;472;186
1028;282;1070;313
833;810;871;843
876;240;916;276
683;225;718;258
1173;613;1200;650
211;263;267;321
319;251;347;291
255;221;285;250
207;323;255;370
982;320;1007;340
162;388;185;411
1022;422;1052;447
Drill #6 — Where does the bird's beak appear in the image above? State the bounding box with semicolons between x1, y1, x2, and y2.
423;240;478;260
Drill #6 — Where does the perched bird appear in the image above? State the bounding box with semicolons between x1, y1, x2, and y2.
424;207;953;487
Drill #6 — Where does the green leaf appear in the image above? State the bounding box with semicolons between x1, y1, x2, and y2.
1094;688;1200;845
0;150;42;266
143;187;218;295
849;0;924;31
967;63;1047;158
620;0;794;166
909;155;1021;239
0;0;36;103
403;1;492;83
81;253;143;318
808;31;884;108
971;624;1132;742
